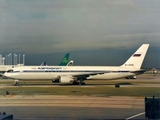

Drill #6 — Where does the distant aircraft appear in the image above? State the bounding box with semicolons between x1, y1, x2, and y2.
40;53;72;66
40;62;47;66
66;60;74;66
1;53;71;71
40;60;74;67
4;44;149;86
1;53;72;79
59;53;70;66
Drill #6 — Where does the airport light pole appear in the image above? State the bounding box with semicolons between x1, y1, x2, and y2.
7;54;10;65
2;57;5;65
14;54;15;65
5;54;7;65
23;54;25;65
14;53;17;65
19;53;20;64
8;53;12;65
0;55;2;65
10;53;12;65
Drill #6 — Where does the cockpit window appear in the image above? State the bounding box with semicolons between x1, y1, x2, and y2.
7;70;13;73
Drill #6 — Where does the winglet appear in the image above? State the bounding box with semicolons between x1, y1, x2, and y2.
121;44;149;69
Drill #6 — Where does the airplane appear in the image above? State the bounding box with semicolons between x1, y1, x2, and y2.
40;62;47;66
40;60;74;67
0;53;71;74
40;53;71;66
59;53;70;66
0;53;72;79
4;44;149;86
66;60;74;66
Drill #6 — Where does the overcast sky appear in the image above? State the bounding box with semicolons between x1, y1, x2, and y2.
0;0;159;68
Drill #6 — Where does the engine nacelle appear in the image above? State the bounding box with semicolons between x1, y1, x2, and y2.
126;75;137;79
59;75;75;83
52;79;60;83
130;75;137;79
52;76;60;83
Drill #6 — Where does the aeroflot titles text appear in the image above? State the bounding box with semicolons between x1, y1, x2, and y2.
38;67;62;70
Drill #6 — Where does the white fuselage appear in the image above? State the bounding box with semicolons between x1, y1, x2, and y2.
4;65;139;80
4;44;149;82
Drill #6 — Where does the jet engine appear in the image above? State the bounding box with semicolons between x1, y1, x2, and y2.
126;75;137;79
52;76;60;83
131;75;137;79
52;79;60;83
59;75;75;83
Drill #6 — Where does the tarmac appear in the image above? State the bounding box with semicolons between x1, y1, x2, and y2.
0;95;145;120
0;74;159;120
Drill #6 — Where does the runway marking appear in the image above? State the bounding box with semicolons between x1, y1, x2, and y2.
126;112;145;120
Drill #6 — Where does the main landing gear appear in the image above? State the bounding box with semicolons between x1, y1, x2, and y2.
14;80;19;86
72;80;86;85
79;80;85;85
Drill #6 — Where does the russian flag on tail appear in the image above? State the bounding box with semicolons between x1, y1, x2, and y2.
133;54;141;57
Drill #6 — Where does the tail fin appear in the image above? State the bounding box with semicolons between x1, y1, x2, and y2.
59;53;70;66
66;60;74;66
40;62;47;66
121;44;149;69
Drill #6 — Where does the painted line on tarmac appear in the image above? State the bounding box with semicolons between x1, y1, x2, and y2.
125;112;145;120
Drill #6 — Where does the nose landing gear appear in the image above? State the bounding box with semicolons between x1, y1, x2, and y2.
14;80;19;86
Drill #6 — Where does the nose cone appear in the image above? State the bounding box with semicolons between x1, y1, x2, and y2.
3;72;7;77
3;71;20;80
1;73;7;79
3;72;11;78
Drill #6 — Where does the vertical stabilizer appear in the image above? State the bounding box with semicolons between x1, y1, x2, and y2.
66;60;74;66
59;53;70;66
121;44;149;69
40;62;47;66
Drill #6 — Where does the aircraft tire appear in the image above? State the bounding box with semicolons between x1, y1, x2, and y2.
14;83;19;86
82;82;85;85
